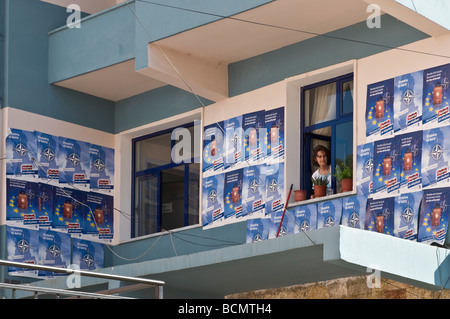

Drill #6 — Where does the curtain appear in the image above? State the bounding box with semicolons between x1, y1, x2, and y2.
310;82;336;136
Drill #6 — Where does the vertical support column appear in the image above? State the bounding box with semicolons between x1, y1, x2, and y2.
155;285;163;299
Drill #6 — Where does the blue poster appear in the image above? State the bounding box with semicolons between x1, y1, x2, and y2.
398;131;422;193
422;126;450;188
393;71;423;133
264;107;285;162
5;128;38;176
90;144;115;193
372;137;401;196
265;162;284;215
202;174;224;228
7;226;40;278
342;195;366;229
72;238;104;271
365;197;395;235
241;164;266;219
38;229;71;278
317;199;342;229
85;192;114;241
58;137;91;189
202;122;225;175
243;110;265;163
418;187;450;245
293;203;317;233
38;183;55;228
394;191;421;241
35;131;59;180
223;116;244;171
356;142;374;196
269;209;295;239
246;218;270;243
223;169;243;221
365;78;394;140
422;63;450;128
53;187;86;234
6;178;40;228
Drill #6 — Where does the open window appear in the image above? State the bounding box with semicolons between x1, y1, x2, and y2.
301;73;354;197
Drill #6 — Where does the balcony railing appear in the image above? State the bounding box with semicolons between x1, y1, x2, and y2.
0;259;164;299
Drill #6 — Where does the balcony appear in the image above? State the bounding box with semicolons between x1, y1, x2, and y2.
6;225;449;298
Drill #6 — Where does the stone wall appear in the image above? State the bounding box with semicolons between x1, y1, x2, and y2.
226;275;450;299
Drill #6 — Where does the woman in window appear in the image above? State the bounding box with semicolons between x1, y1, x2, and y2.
311;145;331;188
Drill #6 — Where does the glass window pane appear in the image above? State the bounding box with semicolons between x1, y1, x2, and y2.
342;80;354;115
188;163;200;225
304;82;337;126
132;124;200;237
134;174;158;237
335;121;353;192
161;166;186;231
135;132;172;171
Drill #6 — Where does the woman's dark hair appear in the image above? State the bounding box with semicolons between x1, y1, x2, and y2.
312;145;331;167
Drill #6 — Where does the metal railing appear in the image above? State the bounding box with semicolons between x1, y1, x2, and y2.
0;259;165;299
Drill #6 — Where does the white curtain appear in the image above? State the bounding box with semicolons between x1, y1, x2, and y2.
310;83;336;136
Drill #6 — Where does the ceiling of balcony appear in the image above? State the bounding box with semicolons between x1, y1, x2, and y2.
51;0;448;102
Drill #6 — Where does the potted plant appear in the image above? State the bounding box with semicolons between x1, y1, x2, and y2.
294;189;307;202
312;175;328;198
335;163;353;193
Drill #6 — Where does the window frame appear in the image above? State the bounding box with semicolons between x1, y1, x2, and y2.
300;72;354;196
131;122;199;238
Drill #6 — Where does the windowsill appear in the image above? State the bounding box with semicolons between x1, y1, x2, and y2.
122;224;202;244
287;190;356;208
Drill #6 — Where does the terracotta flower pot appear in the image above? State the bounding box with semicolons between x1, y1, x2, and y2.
294;190;307;202
314;185;327;198
341;178;353;192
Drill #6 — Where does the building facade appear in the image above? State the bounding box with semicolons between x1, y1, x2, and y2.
1;0;450;299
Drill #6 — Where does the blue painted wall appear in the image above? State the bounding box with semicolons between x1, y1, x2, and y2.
48;0;275;81
114;85;212;133
133;0;274;71
48;3;136;84
104;220;247;267
228;14;429;97
3;0;115;133
0;0;5;106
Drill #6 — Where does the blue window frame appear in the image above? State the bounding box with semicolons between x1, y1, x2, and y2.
301;73;354;197
131;123;200;237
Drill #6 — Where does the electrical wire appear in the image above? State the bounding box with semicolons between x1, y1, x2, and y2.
10;155;244;261
124;0;268;186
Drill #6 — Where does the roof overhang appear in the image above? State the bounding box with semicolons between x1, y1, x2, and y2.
51;0;449;102
52;0;450;102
